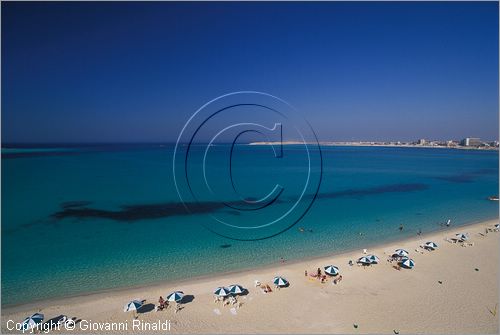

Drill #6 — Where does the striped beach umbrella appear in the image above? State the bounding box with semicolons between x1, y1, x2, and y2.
393;249;409;257
228;284;245;295
495;223;499;230
324;265;339;276
424;241;438;250
124;300;143;312
273;276;289;287
21;313;44;331
400;257;415;269
455;233;469;241
366;254;380;264
357;256;372;265
214;287;230;297
167;291;184;302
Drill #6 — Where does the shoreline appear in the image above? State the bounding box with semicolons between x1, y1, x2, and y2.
248;142;499;151
2;216;497;311
2;219;498;333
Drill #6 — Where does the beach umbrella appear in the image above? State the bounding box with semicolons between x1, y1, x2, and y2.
424;241;438;250
214;287;230;297
21;313;44;331
357;256;372;265
167;291;184;303
124;300;143;312
273;276;289;287
400;257;415;269
324;265;339;276
393;249;409;257
366;254;380;264
228;284;245;295
455;233;469;241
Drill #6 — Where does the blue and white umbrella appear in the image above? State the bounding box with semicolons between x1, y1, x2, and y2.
495;223;499;230
400;257;415;269
167;291;184;302
424;241;438;250
228;284;245;295
357;256;372;264
214;287;230;297
455;233;469;241
21;313;44;331
393;249;409;257
366;254;380;264
124;300;143;312
324;265;339;276
273;276;289;287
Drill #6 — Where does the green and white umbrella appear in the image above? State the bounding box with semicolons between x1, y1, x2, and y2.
424;241;438;250
214;287;230;297
21;313;44;331
400;257;415;269
228;284;245;295
324;265;339;276
167;291;184;302
273;276;289;287
124;300;143;312
366;254;380;264
357;256;372;264
393;249;409;257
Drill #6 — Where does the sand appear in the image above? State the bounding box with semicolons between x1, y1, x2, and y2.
2;219;499;334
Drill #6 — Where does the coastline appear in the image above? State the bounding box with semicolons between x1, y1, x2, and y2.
2;215;496;311
2;219;498;333
248;142;499;151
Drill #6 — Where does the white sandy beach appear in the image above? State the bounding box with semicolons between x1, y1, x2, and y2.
2;219;499;334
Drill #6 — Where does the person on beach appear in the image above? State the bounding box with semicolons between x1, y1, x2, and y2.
417;229;422;236
305;270;308;276
348;260;353;266
158;296;166;310
317;267;322;278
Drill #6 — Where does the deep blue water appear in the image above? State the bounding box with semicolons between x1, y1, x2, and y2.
2;144;498;306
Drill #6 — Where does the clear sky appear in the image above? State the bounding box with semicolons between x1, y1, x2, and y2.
2;1;498;143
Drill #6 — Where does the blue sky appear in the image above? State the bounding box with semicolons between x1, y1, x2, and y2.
2;2;498;143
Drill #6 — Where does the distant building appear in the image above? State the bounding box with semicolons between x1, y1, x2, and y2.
446;140;457;147
460;137;481;147
417;139;426;145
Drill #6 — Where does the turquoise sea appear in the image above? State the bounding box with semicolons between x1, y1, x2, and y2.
2;144;498;306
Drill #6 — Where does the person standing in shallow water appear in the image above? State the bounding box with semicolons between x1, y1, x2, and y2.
399;224;404;231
